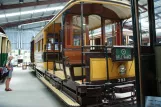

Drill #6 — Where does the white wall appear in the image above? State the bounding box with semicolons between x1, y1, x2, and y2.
4;28;39;50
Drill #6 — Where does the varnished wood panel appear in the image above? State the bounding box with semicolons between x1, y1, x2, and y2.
65;14;73;47
64;50;82;63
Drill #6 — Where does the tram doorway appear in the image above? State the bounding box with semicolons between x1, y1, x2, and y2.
131;0;161;106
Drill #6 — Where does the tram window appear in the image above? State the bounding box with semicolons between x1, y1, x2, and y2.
40;40;43;51
72;16;86;46
73;29;81;46
89;15;101;48
42;39;43;51
38;41;40;52
154;0;161;45
138;0;150;46
107;37;113;46
36;42;38;51
105;23;115;46
73;35;80;46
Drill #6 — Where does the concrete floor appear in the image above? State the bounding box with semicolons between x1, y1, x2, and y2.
0;67;67;107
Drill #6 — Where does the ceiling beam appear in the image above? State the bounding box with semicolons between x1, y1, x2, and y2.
1;15;54;28
22;25;45;30
139;4;161;19
0;0;69;10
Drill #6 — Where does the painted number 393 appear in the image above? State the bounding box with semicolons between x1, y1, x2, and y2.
118;78;126;82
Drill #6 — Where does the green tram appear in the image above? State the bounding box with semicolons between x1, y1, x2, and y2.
0;27;11;67
31;0;136;106
0;27;11;82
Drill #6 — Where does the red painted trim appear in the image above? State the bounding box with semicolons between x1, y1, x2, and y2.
115;22;121;45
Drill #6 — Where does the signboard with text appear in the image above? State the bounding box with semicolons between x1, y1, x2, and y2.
111;46;133;61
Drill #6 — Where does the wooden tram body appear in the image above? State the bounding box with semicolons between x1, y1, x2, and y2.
0;27;11;81
31;23;61;73
31;0;136;106
0;27;11;67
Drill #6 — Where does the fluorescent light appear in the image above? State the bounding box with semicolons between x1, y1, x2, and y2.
34;8;46;13
0;6;64;19
6;12;20;17
0;14;5;18
46;6;64;11
20;20;50;26
21;11;33;15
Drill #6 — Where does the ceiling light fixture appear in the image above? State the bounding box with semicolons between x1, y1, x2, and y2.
20;20;50;26
0;6;64;18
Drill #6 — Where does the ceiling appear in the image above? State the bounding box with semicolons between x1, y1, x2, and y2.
0;0;68;30
0;0;160;34
125;0;161;33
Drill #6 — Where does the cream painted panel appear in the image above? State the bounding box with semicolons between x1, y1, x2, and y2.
2;38;7;53
56;63;61;69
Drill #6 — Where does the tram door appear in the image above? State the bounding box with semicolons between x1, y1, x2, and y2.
131;0;161;106
153;0;161;96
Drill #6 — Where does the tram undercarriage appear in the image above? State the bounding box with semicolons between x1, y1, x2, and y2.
35;68;135;107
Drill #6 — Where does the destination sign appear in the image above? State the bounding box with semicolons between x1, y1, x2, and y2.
111;46;133;61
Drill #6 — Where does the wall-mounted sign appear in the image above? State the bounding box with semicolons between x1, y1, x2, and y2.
111;46;133;61
145;96;161;107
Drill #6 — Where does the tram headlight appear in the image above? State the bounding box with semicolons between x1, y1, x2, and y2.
119;65;126;75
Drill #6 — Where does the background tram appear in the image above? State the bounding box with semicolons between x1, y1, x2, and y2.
30;0;136;106
0;27;11;82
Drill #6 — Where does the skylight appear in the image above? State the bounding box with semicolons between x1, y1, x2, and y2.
0;6;64;18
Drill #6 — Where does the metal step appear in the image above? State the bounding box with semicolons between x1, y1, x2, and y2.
39;76;80;107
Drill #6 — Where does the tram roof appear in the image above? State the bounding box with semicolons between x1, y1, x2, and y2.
40;0;131;32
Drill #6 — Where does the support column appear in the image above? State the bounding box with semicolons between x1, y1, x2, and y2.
126;35;129;45
112;24;115;45
85;16;89;45
115;22;122;45
101;17;105;45
131;0;142;106
65;14;73;47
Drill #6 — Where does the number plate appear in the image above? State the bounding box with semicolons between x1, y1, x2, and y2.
117;78;126;83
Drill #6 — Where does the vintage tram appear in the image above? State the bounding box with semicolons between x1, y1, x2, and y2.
31;0;136;106
0;27;11;81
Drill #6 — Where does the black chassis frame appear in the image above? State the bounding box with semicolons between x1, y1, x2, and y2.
41;69;136;107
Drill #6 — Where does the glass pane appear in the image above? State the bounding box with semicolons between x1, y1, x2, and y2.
88;15;101;50
105;22;115;46
72;16;86;46
154;0;161;44
73;33;81;46
139;0;150;46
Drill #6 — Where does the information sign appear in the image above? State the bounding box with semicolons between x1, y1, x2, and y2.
145;96;161;107
111;46;133;61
